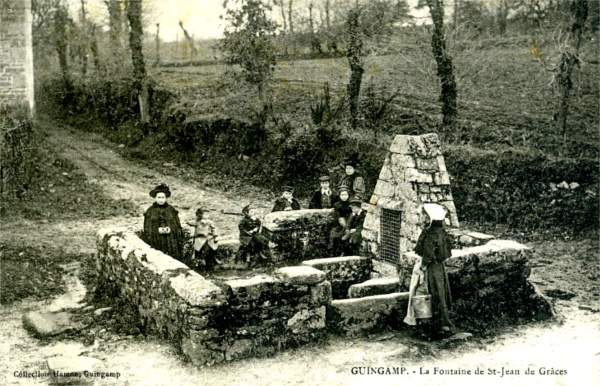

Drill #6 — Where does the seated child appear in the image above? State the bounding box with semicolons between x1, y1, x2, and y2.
271;186;301;212
328;186;352;256
341;199;366;256
186;208;221;271
309;176;339;209
238;204;273;266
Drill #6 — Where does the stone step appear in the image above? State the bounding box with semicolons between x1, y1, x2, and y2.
348;277;400;299
303;256;372;299
328;292;409;336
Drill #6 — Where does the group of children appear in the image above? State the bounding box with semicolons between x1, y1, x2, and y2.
141;158;367;272
142;169;456;340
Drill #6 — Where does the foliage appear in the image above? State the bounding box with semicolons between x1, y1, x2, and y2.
220;0;278;101
360;82;398;133
445;148;599;237
0;105;33;198
310;82;344;126
0;244;80;305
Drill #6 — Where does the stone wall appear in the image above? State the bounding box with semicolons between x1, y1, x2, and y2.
264;209;334;262
303;256;372;299
399;240;554;331
362;134;459;261
97;229;331;366
0;0;34;112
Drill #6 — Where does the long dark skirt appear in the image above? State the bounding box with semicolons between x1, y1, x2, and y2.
427;261;453;330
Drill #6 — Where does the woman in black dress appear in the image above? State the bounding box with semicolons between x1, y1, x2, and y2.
411;203;455;338
142;183;185;262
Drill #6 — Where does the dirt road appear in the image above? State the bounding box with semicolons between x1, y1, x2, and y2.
1;124;598;386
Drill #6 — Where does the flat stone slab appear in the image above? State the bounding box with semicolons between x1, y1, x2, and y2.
348;277;400;299
274;266;326;285
47;355;104;384
303;255;368;265
22;311;82;338
331;292;409;309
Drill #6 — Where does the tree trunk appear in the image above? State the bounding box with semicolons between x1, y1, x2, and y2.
346;8;363;130
54;4;71;94
288;0;294;34
555;0;588;153
179;21;196;61
155;23;161;67
279;0;287;31
107;0;123;70
497;0;508;35
126;0;149;124
90;24;103;74
308;2;314;34
79;0;88;75
427;0;458;129
325;0;330;30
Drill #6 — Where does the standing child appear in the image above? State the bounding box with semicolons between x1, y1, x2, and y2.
143;183;185;262
238;204;272;266
271;186;301;212
187;208;221;272
309;176;339;209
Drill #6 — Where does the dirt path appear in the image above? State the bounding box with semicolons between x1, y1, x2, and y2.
2;124;273;253
1;124;599;385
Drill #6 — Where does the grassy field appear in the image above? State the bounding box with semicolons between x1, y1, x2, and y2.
152;43;599;158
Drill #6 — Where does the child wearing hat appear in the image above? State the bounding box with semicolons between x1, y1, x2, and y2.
328;186;352;255
341;199;366;255
186;208;221;272
237;204;272;266
143;183;185;262
309;176;339;209
337;157;366;201
271;186;301;212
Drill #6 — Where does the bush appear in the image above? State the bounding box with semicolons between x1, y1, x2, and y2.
0;104;33;197
445;148;599;236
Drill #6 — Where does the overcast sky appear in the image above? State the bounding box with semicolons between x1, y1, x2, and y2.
75;0;431;42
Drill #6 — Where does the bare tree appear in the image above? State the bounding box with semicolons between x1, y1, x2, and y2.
288;0;294;34
154;23;160;66
554;0;588;150
54;2;72;93
425;0;458;129
78;0;89;75
325;0;331;30
276;0;287;31
497;0;509;34
178;21;196;61
126;0;149;124
89;23;103;74
105;0;125;70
